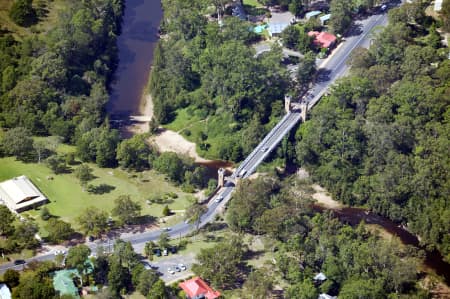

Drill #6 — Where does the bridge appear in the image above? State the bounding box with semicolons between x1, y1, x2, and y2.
0;8;392;273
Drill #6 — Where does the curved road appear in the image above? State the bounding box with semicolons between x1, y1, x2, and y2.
0;7;392;273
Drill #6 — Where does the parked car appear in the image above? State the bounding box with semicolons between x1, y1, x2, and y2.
178;264;187;271
162;249;168;256
170;246;177;254
154;248;162;257
168;267;175;275
13;259;26;265
174;266;181;272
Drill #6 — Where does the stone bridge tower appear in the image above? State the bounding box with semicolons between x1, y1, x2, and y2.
284;95;292;113
299;103;308;121
217;168;225;187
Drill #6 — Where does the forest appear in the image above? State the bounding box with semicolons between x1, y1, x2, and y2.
296;3;450;262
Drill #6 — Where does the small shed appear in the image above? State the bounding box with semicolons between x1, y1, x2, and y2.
0;284;11;299
320;14;331;25
268;23;289;37
305;11;321;20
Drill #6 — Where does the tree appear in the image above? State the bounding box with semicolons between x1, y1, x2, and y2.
116;134;151;171
46;218;74;243
3;269;20;288
184;203;207;230
1;127;34;161
107;256;130;296
192;236;246;289
286;280;318;299
33;139;49;164
297;52;316;91
40;206;51;221
9;0;36;27
158;232;170;250
12;273;55;299
137;270;159;296
330;0;352;34
144;241;157;259
46;154;69;174
442;0;450;31
111;195;142;225
0;205;15;236
13;221;39;249
75;164;94;189
66;245;91;285
77;207;109;237
146;279;169;299
162;205;171;217
241;268;274;298
154;152;185;182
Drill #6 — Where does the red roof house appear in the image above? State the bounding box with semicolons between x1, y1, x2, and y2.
308;31;337;49
179;277;221;299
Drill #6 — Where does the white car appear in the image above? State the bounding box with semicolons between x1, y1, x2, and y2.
261;146;268;152
168;268;175;275
178;264;187;271
215;195;224;203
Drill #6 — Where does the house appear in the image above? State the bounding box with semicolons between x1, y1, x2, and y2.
268;23;289;37
305;10;321;20
0;176;48;213
0;284;11;299
308;31;337;49
320;14;331;26
179;277;221;299
435;0;443;11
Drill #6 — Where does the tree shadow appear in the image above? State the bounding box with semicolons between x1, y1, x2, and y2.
343;23;363;38
87;184;116;195
315;69;331;83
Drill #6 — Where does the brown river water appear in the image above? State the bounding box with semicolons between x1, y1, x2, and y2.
107;0;449;286
107;0;163;116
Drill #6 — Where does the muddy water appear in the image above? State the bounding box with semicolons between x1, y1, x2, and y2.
107;0;163;116
314;205;450;284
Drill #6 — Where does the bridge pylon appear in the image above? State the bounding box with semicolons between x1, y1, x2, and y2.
299;103;308;121
217;168;225;187
284;95;292;113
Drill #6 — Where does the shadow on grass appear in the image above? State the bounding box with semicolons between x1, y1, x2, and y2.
87;184;116;195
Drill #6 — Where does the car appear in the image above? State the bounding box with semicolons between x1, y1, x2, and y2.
162;249;168;256
154;248;161;257
178;264;187;271
260;146;268;152
164;227;171;231
13;259;26;265
54;250;66;255
238;169;247;177
215;195;224;203
174;266;181;272
167;268;175;275
170;246;177;254
381;4;387;11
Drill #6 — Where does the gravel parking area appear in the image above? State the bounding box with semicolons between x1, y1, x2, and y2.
142;252;196;283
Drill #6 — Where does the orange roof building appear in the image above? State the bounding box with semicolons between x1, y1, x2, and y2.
179;277;221;299
308;31;337;49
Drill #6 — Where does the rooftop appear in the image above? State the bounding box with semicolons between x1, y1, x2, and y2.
435;0;442;11
320;14;331;22
52;269;80;298
268;23;289;35
0;175;48;212
179;277;221;299
308;31;337;48
0;284;11;299
305;11;321;19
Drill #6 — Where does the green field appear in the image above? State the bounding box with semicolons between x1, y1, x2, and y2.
0;156;194;231
243;0;262;8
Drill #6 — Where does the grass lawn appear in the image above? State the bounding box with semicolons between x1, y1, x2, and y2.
0;0;68;40
0;155;194;232
243;0;263;8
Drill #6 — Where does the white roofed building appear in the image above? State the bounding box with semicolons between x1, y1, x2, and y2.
0;176;48;213
0;284;11;299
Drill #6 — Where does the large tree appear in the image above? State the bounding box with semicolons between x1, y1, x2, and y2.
77;207;109;237
111;195;142;225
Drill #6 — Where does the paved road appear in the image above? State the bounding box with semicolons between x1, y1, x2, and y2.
0;7;392;274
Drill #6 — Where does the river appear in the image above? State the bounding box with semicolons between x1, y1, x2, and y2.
107;0;163;117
